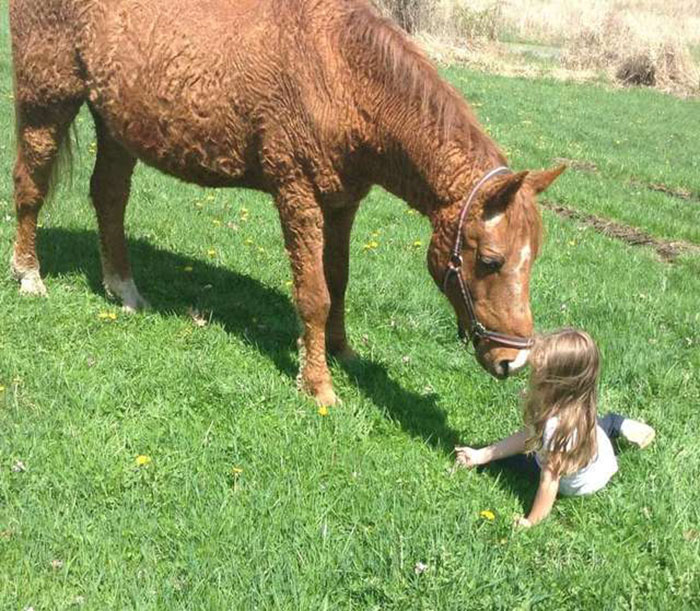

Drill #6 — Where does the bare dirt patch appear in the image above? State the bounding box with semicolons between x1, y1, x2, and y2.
542;200;700;261
553;157;599;173
630;179;699;203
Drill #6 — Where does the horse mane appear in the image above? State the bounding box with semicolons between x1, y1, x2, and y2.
339;1;498;153
338;2;540;245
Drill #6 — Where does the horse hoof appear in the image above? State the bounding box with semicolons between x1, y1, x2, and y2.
104;275;149;312
121;294;150;313
18;270;48;296
330;344;358;362
314;385;338;407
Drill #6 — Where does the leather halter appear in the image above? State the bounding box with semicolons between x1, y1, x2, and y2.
441;166;535;351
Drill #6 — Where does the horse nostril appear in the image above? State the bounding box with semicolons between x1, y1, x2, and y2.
498;360;510;377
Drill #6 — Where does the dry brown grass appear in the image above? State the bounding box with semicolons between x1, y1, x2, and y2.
560;9;699;95
373;0;700;96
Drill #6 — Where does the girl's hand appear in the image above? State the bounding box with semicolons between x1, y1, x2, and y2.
454;446;484;469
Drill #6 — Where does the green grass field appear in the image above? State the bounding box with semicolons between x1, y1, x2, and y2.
1;7;699;609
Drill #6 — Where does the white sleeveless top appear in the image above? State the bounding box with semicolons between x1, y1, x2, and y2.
535;417;618;496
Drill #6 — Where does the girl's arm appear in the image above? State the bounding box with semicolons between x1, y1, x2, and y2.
521;464;560;527
455;428;529;467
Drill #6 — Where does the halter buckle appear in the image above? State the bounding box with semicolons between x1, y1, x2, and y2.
471;321;488;338
449;254;463;269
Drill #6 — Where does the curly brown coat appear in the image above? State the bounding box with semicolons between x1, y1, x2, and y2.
9;0;564;404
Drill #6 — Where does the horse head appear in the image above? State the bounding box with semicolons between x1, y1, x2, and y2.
428;166;565;379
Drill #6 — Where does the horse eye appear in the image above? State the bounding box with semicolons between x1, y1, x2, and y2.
478;256;504;272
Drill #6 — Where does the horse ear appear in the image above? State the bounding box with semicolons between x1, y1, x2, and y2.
527;165;566;194
479;171;529;218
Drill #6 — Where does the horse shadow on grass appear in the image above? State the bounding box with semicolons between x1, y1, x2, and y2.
37;227;461;454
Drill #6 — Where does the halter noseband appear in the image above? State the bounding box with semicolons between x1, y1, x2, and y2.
441;166;535;351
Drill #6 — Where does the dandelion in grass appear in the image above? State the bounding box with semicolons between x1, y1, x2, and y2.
318;405;329;417
98;311;118;321
231;467;243;476
207;248;216;257
135;455;152;467
480;509;496;521
362;240;379;251
212;219;222;226
412;240;422;247
0;385;4;393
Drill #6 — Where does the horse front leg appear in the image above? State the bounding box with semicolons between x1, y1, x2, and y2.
276;187;336;406
323;203;359;360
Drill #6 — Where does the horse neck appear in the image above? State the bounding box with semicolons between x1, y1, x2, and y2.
366;104;505;216
348;68;505;219
336;5;506;216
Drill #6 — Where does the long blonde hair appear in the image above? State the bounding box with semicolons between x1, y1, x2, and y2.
524;329;600;475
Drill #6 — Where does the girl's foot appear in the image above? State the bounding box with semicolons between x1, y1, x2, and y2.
619;419;656;449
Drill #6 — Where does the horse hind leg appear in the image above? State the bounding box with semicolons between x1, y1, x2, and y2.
89;111;147;312
323;203;360;361
11;102;81;295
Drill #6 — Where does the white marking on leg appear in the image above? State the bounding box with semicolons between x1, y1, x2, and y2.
19;269;47;296
11;254;47;296
103;273;149;312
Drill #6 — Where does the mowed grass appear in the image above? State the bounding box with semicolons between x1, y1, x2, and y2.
1;11;700;611
445;67;700;245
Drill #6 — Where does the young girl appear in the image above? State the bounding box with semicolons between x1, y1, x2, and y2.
455;329;655;527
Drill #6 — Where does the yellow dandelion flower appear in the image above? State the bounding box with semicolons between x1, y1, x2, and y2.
0;386;5;393
362;241;379;251
240;207;249;214
135;455;152;467
413;240;422;247
231;467;243;476
318;405;329;417
206;194;215;201
213;219;222;226
207;249;216;257
98;312;118;321
480;509;496;521
285;280;293;287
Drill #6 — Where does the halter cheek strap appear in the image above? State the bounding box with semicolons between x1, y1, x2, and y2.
441;167;535;351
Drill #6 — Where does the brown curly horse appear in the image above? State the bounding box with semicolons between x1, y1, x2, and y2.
9;0;564;405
